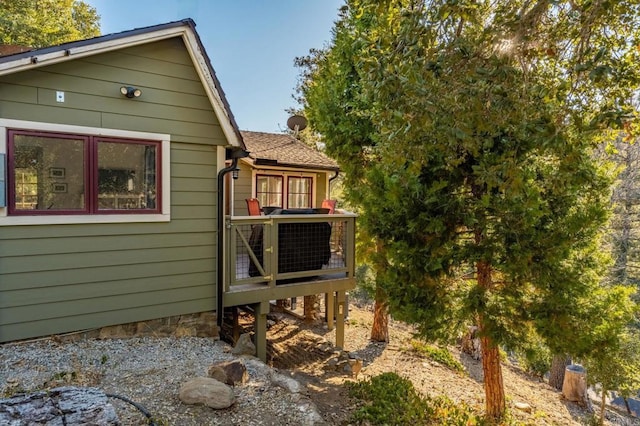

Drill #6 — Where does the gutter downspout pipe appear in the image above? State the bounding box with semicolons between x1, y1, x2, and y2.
328;170;340;199
217;147;249;328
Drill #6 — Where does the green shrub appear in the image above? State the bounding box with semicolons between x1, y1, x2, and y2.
347;372;486;425
352;264;376;304
409;341;466;374
513;339;551;379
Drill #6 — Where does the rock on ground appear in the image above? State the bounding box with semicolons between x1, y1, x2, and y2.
0;386;118;425
179;377;235;409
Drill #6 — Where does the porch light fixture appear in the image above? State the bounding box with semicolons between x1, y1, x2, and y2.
232;167;240;180
120;86;142;98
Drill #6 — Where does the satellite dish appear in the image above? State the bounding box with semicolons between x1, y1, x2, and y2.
287;115;308;135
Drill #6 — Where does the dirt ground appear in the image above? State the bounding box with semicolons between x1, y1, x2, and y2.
251;298;639;426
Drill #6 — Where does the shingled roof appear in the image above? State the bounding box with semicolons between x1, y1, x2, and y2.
240;131;339;171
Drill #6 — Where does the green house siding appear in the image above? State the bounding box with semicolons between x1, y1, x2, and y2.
233;162;254;216
0;38;225;342
315;174;329;207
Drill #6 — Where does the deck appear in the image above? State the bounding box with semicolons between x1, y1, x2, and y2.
222;212;356;359
224;212;356;306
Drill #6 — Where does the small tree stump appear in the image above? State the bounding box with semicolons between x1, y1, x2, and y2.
562;364;588;405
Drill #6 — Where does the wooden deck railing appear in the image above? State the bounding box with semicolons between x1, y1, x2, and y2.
224;212;356;292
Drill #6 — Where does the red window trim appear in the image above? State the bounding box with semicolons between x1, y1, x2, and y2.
7;129;162;216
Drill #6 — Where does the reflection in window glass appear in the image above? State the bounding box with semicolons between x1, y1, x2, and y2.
12;134;85;211
256;175;283;208
97;142;157;210
8;130;161;215
288;177;312;208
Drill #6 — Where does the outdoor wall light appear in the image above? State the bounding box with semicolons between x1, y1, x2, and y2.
120;86;142;98
232;167;240;180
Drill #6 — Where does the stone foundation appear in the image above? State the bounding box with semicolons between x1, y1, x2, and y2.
54;312;219;343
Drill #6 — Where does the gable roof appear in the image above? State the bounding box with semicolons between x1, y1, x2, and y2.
241;130;339;171
0;19;245;149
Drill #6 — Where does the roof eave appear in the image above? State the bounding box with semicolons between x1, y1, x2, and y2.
242;156;339;172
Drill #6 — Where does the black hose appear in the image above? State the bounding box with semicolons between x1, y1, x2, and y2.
106;393;157;426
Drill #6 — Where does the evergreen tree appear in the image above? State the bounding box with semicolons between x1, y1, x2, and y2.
602;138;640;290
300;0;640;420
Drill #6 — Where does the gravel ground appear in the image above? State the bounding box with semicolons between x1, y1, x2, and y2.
0;337;324;425
3;304;639;426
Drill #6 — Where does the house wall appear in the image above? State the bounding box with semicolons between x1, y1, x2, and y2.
0;37;226;342
316;174;329;207
233;161;254;216
232;165;332;216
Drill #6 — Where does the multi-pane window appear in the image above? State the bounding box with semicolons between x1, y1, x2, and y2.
8;130;160;215
255;173;314;209
287;176;312;208
256;175;283;208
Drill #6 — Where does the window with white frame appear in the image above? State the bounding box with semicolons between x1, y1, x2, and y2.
255;175;283;208
287;176;312;208
255;173;314;209
7;130;160;215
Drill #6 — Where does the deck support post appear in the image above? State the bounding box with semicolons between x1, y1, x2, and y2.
335;290;346;349
325;292;335;331
232;307;240;344
253;300;269;362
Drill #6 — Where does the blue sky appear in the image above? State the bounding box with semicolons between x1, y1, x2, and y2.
85;0;342;133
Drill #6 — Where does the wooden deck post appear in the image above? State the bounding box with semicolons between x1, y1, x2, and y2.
232;307;240;344
253;300;269;362
326;292;335;331
336;290;346;349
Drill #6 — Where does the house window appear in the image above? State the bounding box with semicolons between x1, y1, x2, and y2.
7;130;160;215
254;173;314;209
287;176;312;208
256;175;283;208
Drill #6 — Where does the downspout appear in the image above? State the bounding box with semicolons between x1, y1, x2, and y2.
217;147;249;328
328;170;340;199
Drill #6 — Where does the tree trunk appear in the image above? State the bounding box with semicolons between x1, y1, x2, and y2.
304;295;317;322
479;324;506;420
370;239;389;342
477;259;506;421
549;354;571;390
599;386;606;426
370;285;389;342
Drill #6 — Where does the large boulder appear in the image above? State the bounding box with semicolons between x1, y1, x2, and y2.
179;377;235;409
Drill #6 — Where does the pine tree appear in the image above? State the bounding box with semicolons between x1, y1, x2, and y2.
300;0;640;420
